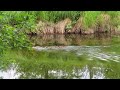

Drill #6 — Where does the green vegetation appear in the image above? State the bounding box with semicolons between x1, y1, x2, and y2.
81;11;101;30
1;11;120;79
36;11;81;22
79;11;120;32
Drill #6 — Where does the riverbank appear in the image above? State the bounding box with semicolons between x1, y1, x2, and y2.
27;12;120;35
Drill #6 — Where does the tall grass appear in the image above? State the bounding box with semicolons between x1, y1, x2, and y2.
81;11;101;30
78;11;120;32
1;11;120;32
35;11;81;22
0;11;81;31
107;11;120;29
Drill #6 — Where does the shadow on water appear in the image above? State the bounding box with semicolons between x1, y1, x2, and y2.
1;34;120;79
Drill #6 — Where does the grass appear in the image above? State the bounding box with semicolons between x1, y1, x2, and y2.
33;11;81;23
82;11;101;30
77;11;120;32
1;11;120;32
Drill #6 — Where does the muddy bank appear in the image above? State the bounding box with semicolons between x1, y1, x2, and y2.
28;14;119;35
34;18;72;35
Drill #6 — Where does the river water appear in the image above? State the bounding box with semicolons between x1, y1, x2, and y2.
1;34;120;79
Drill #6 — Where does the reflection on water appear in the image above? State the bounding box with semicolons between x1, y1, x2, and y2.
0;64;106;79
30;34;112;46
0;64;20;79
1;34;120;79
32;46;120;62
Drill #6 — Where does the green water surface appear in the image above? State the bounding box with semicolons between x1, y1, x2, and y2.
1;34;120;79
